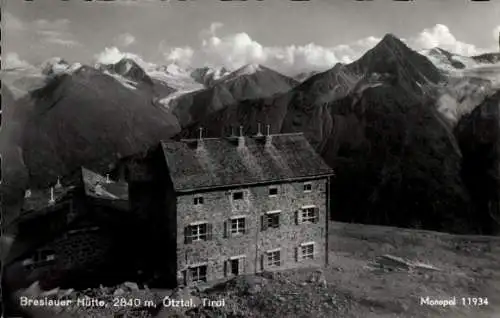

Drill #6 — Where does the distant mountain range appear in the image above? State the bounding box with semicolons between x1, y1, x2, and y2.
2;33;500;235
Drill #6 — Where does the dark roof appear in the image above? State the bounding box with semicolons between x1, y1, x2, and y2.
161;133;334;192
82;167;129;201
21;185;75;213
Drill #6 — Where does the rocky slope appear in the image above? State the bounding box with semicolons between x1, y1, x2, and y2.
472;53;500;64
99;58;175;98
454;91;500;234
20;66;180;188
190;66;230;87
167;64;299;128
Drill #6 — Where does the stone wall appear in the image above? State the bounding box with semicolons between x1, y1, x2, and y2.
175;177;329;285
6;228;113;291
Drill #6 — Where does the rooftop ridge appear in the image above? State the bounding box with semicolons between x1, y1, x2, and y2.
177;132;304;143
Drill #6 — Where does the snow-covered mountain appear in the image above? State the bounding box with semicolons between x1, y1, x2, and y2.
421;47;500;75
421;48;477;72
41;57;83;76
148;64;204;91
190;66;230;87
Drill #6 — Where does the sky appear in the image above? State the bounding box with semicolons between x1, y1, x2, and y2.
2;0;500;75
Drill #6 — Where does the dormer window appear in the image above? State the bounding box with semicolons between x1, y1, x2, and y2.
194;196;204;205
303;182;312;192
232;191;244;200
95;184;104;196
268;186;278;197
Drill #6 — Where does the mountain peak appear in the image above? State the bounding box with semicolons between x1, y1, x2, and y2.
231;63;264;77
347;32;443;93
377;33;408;51
116;58;142;71
216;63;266;83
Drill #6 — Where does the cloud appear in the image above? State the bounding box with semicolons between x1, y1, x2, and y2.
34;18;71;30
160;22;378;75
158;23;498;75
2;52;33;69
4;12;25;32
408;24;483;56
114;33;136;47
34;18;80;47
165;47;194;66
4;13;80;47
94;47;155;69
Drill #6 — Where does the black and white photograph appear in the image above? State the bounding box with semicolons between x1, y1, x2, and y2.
1;0;500;317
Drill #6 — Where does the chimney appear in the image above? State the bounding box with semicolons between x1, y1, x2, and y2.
197;127;204;150
238;125;245;148
256;123;263;137
106;174;111;184
265;124;272;147
55;177;62;189
49;187;55;205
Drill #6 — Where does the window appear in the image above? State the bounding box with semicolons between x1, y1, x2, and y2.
230;217;246;235
301;206;319;223
189;265;207;283
225;255;246;277
268;186;278;196
303;182;312;192
267;249;281;267
232;191;244;200
193;196;204;205
261;210;280;230
300;242;315;260
184;223;212;243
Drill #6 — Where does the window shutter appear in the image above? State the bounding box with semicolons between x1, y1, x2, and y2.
313;207;319;223
295;247;299;262
295;210;300;225
184;226;192;244
185;268;192;284
206;223;213;240
276;213;281;228
261;215;268;231
241;257;247;274
183;270;187;286
260;254;265;271
223;221;228;238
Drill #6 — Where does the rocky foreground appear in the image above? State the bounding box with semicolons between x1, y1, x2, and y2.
8;222;500;317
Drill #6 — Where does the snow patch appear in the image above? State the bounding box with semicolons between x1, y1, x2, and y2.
148;63;204;91
217;63;262;83
102;70;137;90
158;89;197;110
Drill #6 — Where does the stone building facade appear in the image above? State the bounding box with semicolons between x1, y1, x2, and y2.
156;131;334;286
3;168;132;292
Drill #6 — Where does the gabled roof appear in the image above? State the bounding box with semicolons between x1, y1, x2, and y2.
81;167;129;201
161;133;334;192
